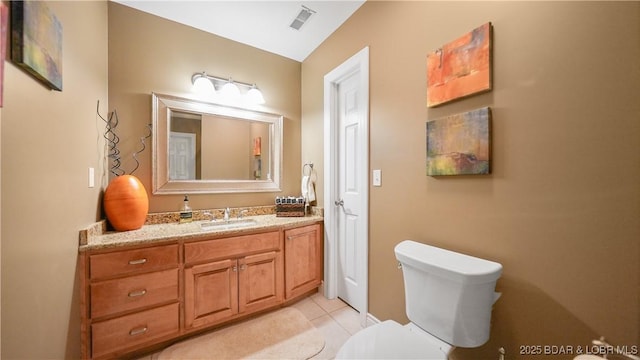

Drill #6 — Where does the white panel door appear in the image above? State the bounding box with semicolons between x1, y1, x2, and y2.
336;70;365;313
324;47;369;325
169;132;196;180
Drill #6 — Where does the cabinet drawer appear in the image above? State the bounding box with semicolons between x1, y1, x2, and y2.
90;269;178;318
91;303;179;359
90;244;178;279
185;231;280;264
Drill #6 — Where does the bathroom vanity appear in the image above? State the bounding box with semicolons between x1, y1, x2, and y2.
78;213;323;359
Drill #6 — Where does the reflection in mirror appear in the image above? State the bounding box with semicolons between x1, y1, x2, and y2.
169;111;271;181
152;93;282;194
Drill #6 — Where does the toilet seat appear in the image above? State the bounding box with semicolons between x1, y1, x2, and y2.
336;320;448;359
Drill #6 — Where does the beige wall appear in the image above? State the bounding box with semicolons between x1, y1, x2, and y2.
302;1;640;359
1;1;108;358
108;3;301;213
201;116;250;179
1;3;298;357
1;1;637;358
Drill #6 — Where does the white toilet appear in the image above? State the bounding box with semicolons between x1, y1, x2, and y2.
336;240;503;359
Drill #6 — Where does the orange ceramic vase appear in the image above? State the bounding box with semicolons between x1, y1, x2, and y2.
103;175;149;231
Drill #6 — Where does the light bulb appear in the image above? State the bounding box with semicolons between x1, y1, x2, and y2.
192;76;215;97
220;80;241;103
247;85;265;105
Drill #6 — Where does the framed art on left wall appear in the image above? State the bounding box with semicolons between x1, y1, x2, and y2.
11;0;63;91
0;2;8;106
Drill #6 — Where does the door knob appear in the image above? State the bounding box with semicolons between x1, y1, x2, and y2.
334;199;344;207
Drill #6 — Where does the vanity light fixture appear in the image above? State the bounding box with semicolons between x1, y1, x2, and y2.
191;72;265;105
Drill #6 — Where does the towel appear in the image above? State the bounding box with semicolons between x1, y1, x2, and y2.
301;175;316;204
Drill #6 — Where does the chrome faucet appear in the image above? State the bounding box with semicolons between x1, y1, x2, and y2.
223;207;230;221
203;211;215;222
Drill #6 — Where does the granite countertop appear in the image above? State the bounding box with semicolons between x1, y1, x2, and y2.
79;208;323;252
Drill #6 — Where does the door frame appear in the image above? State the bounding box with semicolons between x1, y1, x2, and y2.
323;46;369;325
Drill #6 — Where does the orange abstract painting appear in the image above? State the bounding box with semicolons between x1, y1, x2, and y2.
427;22;492;107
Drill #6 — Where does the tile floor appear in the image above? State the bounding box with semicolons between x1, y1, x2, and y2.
291;292;364;359
137;293;364;359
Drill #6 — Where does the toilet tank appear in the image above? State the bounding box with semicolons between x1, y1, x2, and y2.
394;240;502;348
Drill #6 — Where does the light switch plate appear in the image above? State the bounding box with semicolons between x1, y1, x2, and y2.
373;169;381;186
88;167;95;188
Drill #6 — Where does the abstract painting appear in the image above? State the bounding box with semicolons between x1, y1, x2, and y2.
426;107;491;176
253;137;262;156
427;22;492;107
11;1;63;91
0;2;8;106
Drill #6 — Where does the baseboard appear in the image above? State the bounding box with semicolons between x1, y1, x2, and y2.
318;281;380;328
365;312;381;327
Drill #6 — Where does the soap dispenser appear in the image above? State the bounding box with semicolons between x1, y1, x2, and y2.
179;195;193;223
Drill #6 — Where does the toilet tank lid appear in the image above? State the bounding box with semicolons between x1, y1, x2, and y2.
395;240;503;284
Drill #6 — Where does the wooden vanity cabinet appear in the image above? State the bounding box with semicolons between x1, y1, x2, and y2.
82;244;180;359
80;221;321;359
284;223;323;299
183;231;284;330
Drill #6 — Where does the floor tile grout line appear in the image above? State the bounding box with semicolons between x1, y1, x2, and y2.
327;312;356;335
292;297;332;323
307;295;363;336
328;307;364;335
309;294;348;314
305;295;355;336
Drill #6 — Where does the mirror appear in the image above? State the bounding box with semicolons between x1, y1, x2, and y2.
152;93;283;194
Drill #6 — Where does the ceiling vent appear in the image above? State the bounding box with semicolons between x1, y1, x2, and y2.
289;5;316;31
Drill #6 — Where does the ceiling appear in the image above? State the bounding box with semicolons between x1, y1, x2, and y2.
113;1;366;62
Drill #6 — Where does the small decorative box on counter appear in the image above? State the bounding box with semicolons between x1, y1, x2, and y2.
276;196;305;217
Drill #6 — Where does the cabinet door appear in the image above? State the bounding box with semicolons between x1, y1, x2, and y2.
284;224;323;299
184;259;238;329
238;251;283;314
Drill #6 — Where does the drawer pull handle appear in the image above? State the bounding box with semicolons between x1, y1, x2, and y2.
129;326;148;336
128;289;147;297
128;258;147;265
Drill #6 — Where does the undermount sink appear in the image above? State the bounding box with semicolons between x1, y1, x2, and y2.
199;218;258;231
